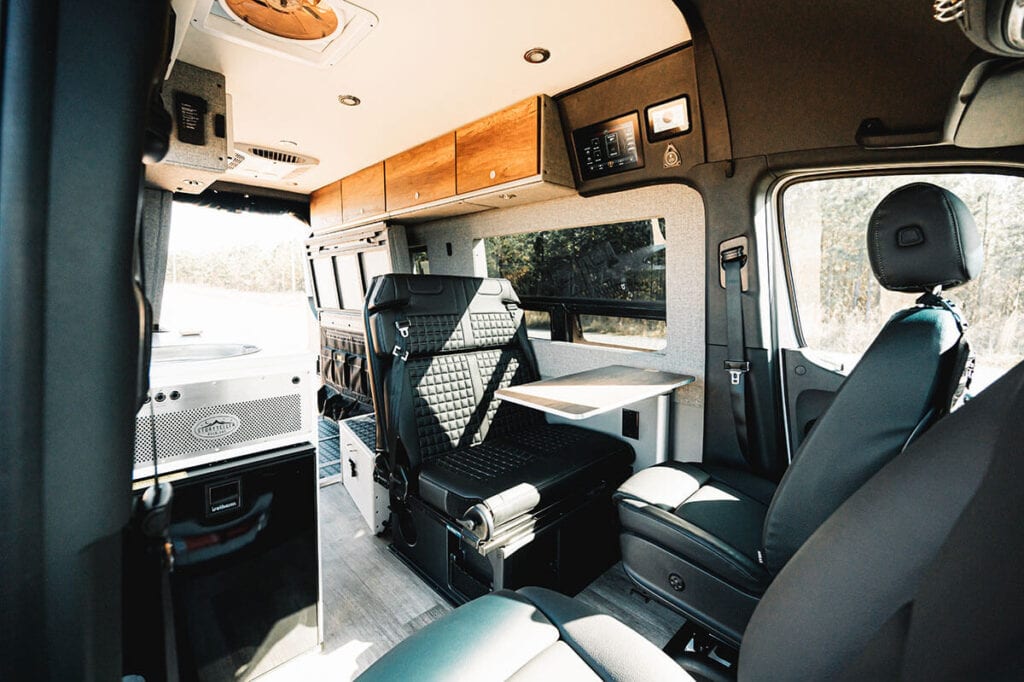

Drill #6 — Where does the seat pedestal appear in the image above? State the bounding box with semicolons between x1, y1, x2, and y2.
393;485;621;604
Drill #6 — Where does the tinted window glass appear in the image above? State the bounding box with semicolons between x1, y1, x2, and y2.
484;219;667;350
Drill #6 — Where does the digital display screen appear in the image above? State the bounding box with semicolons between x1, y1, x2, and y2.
572;112;645;181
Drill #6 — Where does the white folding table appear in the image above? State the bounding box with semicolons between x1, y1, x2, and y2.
496;364;695;463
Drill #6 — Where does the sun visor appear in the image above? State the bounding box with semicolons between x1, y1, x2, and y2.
951;60;1024;148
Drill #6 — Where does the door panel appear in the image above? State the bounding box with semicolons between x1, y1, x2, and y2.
781;348;846;455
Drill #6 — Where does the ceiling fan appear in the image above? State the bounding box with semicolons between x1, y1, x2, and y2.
221;0;339;41
185;0;378;68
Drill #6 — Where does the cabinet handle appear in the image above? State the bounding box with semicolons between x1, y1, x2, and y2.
489;170;496;180
414;191;420;200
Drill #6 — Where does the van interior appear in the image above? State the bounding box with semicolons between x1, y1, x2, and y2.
3;0;1024;680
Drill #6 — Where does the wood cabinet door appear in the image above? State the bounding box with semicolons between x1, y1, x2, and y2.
309;181;343;230
456;96;539;194
341;162;386;224
385;133;456;211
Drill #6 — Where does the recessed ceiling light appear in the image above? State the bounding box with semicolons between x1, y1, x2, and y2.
523;47;550;64
337;94;361;106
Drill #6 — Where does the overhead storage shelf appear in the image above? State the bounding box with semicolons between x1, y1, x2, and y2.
309;95;575;232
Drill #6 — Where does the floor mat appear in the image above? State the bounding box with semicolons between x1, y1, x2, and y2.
317;418;341;483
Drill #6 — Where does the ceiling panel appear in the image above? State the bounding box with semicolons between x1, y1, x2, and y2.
173;0;689;194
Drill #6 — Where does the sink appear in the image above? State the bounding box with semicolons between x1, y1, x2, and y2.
152;343;262;363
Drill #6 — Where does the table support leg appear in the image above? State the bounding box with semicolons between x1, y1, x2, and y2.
655;392;671;463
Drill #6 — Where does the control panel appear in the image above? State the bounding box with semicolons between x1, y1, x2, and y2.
571;112;644;180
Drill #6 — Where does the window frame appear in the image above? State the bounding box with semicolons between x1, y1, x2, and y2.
519;295;667;346
774;164;1024;349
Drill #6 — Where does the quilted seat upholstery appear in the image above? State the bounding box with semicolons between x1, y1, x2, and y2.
364;274;634;525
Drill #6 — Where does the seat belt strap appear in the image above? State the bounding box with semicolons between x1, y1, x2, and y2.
722;246;752;465
916;291;974;413
385;319;411;501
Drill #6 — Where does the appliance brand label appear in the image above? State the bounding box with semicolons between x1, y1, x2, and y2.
192;414;241;440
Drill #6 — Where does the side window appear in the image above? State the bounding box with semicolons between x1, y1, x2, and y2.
782;173;1024;393
485;219;667;351
483;219;667;350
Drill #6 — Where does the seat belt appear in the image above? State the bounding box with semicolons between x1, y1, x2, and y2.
917;291;974;414
385;319;411;501
721;244;753;467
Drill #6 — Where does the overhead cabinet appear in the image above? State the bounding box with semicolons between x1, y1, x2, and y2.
385;133;456;211
341;162;386;225
309;95;574;231
456;96;539;194
309;180;342;231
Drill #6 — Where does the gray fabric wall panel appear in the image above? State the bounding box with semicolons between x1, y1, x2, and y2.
406;185;706;465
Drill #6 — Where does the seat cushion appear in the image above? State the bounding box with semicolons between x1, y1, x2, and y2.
615;463;774;594
419;423;634;519
356;587;692;682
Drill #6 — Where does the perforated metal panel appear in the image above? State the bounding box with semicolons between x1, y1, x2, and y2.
132;362;314;478
135;394;303;465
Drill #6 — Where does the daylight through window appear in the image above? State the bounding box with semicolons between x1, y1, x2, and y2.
783;173;1024;392
485;219;667;350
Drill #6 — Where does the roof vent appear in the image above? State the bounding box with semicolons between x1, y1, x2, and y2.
250;147;300;164
189;0;378;68
227;143;319;181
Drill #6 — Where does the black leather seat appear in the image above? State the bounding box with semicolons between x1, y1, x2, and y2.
359;354;1024;681
615;183;983;644
365;274;634;595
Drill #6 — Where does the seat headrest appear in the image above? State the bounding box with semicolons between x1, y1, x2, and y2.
365;274;523;357
867;183;983;292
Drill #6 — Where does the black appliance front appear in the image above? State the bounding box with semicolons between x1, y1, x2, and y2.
124;444;320;682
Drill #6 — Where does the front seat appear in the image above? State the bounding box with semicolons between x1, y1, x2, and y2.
614;183;983;644
357;341;1024;682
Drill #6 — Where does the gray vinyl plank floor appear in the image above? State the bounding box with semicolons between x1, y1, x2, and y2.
260;483;452;681
575;563;686;648
261;484;684;680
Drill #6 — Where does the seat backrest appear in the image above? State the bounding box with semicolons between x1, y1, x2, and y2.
740;359;1024;681
762;183;983;574
364;274;543;476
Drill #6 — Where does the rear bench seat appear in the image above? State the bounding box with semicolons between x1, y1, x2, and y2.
365;274;634;599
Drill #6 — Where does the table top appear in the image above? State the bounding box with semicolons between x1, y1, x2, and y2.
495;364;695;421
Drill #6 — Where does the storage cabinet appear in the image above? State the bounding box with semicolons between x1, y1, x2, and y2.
309;180;343;230
315;95;573;228
456;96;539;194
339;414;388;534
341;162;385;224
385;132;456;211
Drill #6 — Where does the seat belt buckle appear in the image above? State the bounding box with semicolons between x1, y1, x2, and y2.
724;360;750;385
393;319;411;360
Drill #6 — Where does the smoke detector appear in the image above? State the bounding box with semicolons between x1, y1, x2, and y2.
227;143;319;181
189;0;377;68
